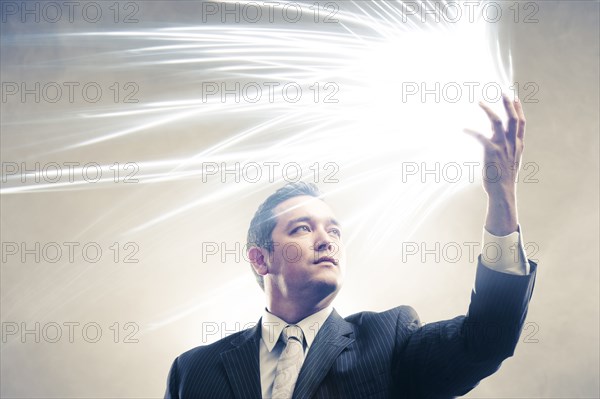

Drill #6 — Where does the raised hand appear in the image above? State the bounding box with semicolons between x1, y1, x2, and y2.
464;93;526;236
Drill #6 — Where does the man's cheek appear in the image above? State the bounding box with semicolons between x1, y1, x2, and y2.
280;242;303;264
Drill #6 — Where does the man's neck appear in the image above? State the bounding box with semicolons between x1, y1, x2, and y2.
266;294;335;324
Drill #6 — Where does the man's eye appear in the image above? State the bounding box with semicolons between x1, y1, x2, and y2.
291;225;310;234
330;228;342;237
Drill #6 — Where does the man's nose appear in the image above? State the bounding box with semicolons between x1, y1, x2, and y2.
315;240;333;252
314;228;334;251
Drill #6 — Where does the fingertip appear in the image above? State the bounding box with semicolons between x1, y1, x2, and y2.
514;97;524;113
463;128;480;137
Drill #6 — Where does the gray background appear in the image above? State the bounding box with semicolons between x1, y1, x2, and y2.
1;1;598;398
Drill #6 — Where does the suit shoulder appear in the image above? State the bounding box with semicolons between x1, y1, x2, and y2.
166;325;258;398
176;326;256;366
341;305;418;320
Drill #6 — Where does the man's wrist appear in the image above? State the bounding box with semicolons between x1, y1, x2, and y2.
485;195;518;236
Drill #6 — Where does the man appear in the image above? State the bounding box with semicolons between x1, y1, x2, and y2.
165;95;537;398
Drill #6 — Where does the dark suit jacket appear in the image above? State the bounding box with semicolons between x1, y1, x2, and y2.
165;259;537;399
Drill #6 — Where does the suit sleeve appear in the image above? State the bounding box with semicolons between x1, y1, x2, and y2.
164;357;180;399
393;256;537;398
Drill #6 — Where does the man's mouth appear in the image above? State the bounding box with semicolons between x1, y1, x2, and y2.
314;256;338;265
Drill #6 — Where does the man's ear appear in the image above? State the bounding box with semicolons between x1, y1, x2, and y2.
248;246;269;276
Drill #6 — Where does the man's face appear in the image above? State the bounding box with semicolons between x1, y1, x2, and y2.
265;195;345;299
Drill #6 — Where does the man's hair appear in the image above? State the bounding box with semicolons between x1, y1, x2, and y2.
247;182;323;290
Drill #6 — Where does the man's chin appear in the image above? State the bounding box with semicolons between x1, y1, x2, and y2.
308;275;343;299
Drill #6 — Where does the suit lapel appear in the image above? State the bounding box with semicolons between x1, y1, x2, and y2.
220;319;262;399
293;309;355;399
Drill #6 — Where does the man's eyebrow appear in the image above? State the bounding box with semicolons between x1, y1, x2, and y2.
285;216;341;229
329;218;341;228
286;216;312;229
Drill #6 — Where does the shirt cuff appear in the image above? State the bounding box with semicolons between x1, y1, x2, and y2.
481;224;530;275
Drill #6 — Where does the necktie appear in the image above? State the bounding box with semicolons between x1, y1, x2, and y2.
271;325;305;399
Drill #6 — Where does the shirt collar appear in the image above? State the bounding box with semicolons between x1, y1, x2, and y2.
261;306;333;352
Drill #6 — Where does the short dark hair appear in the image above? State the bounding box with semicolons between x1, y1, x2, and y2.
247;182;323;290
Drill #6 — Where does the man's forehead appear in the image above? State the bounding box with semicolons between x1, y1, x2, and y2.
273;195;337;224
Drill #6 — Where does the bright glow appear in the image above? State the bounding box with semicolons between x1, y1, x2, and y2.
1;1;514;330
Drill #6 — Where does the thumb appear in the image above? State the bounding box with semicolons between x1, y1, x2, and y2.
463;128;489;148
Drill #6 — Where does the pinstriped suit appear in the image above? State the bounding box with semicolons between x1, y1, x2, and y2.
165;259;537;399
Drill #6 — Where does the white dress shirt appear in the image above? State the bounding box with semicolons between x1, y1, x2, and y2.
259;225;530;398
480;224;530;275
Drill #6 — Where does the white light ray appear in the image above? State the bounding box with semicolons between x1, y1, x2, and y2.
1;1;515;329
